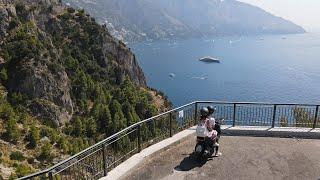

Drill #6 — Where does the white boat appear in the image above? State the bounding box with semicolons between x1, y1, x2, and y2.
199;56;220;63
169;73;176;78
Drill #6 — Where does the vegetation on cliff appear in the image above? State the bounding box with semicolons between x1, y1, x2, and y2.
0;0;170;178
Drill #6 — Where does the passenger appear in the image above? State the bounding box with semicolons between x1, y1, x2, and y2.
207;106;222;157
199;107;218;146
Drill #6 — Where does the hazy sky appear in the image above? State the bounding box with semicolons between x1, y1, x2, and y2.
237;0;320;32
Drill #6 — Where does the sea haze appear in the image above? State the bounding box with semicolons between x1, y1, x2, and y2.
132;33;320;106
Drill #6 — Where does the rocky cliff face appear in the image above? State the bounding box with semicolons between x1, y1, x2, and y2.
0;0;146;126
0;1;169;178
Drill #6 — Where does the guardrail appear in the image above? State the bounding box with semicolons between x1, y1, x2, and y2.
20;101;320;179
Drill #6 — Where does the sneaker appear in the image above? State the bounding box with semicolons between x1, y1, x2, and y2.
213;152;222;157
213;142;219;147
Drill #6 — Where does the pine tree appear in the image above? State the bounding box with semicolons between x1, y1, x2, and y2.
5;117;20;143
73;117;83;137
85;117;97;138
28;124;40;148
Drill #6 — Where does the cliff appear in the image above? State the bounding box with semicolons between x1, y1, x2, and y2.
0;0;146;126
0;0;171;178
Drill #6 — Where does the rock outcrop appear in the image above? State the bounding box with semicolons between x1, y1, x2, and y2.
7;58;74;126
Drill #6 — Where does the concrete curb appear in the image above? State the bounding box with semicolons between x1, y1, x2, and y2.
222;125;320;139
100;127;196;180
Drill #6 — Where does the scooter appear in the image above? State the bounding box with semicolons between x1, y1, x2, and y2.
194;135;215;160
194;118;224;160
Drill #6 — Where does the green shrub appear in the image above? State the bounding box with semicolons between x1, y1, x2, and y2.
9;92;26;105
8;18;19;30
67;7;76;14
41;127;59;144
10;151;25;161
0;68;8;82
14;164;33;177
27;157;34;164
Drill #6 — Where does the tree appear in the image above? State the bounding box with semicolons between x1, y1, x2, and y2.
38;141;52;161
121;77;137;104
73;117;83;137
92;103;112;134
85;117;97;138
110;100;126;133
28;124;40;148
57;136;68;153
122;101;134;126
5;117;20;143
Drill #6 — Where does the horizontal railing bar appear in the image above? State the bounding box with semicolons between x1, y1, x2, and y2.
196;101;319;106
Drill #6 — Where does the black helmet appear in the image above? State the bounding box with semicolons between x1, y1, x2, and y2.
207;105;215;115
200;107;209;117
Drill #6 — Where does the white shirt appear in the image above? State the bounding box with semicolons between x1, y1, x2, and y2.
209;116;216;128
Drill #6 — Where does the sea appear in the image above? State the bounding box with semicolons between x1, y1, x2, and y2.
131;33;320;107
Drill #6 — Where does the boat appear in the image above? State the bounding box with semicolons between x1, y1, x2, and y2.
199;56;220;63
169;73;176;78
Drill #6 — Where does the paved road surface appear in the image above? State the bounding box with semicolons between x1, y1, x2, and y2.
122;136;320;180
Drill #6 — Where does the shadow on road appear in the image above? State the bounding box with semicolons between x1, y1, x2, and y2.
174;153;212;172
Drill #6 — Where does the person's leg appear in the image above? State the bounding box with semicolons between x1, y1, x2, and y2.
215;124;221;136
214;127;222;157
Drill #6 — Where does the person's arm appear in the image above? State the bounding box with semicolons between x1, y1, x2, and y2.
206;119;213;131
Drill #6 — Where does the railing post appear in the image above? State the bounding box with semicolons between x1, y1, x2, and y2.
232;103;236;127
137;125;141;152
48;172;53;180
102;144;107;176
272;105;277;128
194;102;198;125
313;105;319;129
169;112;173;137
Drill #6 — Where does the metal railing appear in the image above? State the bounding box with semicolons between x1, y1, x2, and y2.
20;101;320;180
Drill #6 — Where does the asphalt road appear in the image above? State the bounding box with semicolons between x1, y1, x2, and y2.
122;136;320;180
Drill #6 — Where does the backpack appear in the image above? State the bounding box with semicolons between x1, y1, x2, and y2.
196;119;209;137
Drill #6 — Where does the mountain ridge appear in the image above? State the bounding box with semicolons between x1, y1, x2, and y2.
63;0;306;42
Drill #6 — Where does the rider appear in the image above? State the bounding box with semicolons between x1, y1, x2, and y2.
207;105;222;157
199;107;218;146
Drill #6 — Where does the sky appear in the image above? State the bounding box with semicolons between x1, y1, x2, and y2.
237;0;320;32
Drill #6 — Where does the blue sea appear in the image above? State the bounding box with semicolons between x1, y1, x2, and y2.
131;33;320;107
